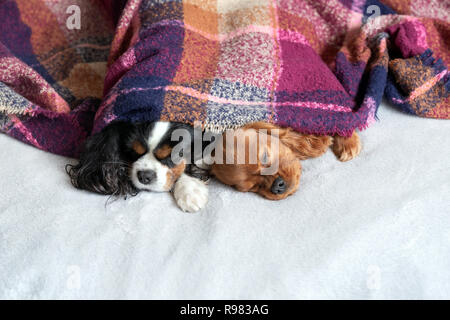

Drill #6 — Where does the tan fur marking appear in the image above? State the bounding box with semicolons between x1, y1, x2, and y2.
155;144;172;160
132;140;146;155
164;161;186;190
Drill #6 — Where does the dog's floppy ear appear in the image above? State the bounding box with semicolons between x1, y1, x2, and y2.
243;122;332;160
66;122;138;196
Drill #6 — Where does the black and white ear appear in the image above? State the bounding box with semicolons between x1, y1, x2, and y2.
66;122;137;196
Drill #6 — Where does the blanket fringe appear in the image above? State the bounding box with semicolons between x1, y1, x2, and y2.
203;119;368;138
203;121;250;134
420;49;449;95
420;49;446;74
0;105;29;115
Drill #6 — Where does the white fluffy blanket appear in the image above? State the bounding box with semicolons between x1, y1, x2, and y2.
0;102;449;299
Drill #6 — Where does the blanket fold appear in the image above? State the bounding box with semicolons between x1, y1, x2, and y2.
0;0;448;157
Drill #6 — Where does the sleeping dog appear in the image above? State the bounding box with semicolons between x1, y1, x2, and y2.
67;121;210;212
67;121;360;212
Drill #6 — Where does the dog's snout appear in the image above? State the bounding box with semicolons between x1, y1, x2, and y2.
271;177;286;194
137;170;156;185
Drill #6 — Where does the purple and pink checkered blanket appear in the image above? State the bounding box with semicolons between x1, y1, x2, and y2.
0;0;448;157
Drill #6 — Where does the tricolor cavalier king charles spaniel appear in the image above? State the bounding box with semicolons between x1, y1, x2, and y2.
67;121;361;212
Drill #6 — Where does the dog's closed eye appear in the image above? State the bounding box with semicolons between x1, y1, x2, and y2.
260;150;269;166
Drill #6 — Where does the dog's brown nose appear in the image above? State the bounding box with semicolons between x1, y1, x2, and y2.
137;170;156;185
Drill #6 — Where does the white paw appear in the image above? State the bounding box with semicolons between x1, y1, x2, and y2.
173;174;209;213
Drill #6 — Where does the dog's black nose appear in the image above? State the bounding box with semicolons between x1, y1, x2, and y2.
271;177;286;194
137;170;156;185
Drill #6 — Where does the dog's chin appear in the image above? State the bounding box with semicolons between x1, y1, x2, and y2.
130;173;172;192
131;180;172;193
140;186;171;192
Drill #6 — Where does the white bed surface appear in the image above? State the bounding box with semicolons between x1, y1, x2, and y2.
0;102;449;299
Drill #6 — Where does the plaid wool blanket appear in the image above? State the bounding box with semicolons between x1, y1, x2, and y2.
0;0;448;157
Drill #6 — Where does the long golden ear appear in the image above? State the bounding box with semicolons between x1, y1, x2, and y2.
243;122;332;160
